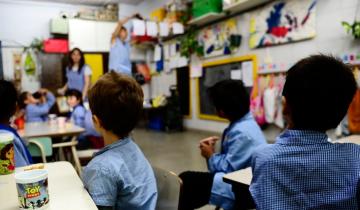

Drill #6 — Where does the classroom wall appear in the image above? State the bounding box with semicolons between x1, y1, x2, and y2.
0;0;99;46
128;0;360;134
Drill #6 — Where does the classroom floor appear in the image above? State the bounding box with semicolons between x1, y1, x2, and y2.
132;128;220;210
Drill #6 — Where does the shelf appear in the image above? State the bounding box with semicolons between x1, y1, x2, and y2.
223;0;273;14
188;12;225;26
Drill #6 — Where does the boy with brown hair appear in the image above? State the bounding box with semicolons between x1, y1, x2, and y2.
82;72;157;210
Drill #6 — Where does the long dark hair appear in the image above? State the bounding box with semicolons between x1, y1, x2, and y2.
68;48;85;74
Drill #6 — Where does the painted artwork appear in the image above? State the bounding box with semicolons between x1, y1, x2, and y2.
249;0;317;49
198;18;240;58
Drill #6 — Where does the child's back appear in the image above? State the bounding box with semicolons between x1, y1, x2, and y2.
250;55;360;209
251;131;360;209
82;72;157;210
83;137;157;209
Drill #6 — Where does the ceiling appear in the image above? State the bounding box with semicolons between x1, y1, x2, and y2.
18;0;144;6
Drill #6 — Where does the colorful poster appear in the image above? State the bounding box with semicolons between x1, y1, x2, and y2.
198;18;239;58
249;0;317;49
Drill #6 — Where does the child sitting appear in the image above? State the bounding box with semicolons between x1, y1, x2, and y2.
82;72;157;210
0;80;32;167
65;89;103;149
250;55;360;209
19;89;55;122
179;80;267;210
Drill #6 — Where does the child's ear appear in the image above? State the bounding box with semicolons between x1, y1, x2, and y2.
282;97;293;129
92;115;103;128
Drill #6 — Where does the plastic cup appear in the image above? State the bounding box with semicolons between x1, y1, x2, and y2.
57;117;66;128
0;132;15;175
48;114;57;125
15;169;49;210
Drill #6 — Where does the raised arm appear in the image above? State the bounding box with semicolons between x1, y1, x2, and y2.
111;13;143;44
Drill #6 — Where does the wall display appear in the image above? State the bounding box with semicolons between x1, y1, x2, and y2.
197;55;257;121
249;0;317;49
198;18;240;58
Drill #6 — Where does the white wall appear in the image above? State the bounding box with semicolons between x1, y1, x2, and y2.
0;0;99;46
129;0;360;133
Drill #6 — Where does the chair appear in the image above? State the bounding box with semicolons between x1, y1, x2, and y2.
153;166;183;210
27;137;53;163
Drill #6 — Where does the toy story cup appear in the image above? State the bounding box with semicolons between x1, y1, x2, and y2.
0;132;15;175
15;169;49;210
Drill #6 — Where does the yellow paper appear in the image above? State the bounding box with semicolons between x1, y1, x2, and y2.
84;54;103;84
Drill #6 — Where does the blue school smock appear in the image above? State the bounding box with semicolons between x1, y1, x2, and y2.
26;92;55;123
0;124;33;167
208;112;267;210
71;106;100;139
109;38;132;75
82;137;157;210
66;65;88;92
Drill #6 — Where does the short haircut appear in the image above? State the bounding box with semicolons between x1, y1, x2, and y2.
120;26;127;31
88;72;144;137
0;80;18;121
208;79;250;121
283;55;357;131
65;89;83;105
18;91;30;109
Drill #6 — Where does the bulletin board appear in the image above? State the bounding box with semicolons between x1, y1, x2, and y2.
197;55;257;121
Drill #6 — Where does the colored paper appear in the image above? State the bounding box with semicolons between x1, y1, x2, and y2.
84;54;103;84
132;19;146;36
146;21;158;37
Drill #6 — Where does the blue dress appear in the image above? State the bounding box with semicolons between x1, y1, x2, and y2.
66;65;87;92
109;38;132;75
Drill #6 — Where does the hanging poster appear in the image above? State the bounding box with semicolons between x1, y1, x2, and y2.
198;18;240;58
249;0;317;49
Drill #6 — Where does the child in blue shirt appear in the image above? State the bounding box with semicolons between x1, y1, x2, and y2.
65;89;103;149
82;72;157;210
250;55;360;209
19;89;55;122
0;80;32;167
179;80;267;210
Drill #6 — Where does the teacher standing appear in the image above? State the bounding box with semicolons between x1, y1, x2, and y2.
58;48;92;100
109;14;142;76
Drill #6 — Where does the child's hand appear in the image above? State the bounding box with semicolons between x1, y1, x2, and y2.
199;141;215;159
199;136;219;147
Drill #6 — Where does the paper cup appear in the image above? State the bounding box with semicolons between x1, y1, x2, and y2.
15;169;49;210
57;117;66;128
0;132;15;175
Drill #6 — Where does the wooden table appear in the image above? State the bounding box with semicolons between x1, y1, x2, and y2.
0;162;97;210
223;168;254;210
18;122;85;174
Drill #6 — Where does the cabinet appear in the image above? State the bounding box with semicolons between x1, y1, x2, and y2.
68;19;117;52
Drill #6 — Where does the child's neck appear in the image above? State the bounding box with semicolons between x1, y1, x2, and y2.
102;131;122;146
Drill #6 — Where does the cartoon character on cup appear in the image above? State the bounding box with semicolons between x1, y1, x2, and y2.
0;143;15;171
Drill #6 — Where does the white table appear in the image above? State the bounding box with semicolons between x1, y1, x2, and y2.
223;167;253;186
0;161;97;210
223;168;253;209
335;135;360;145
18;122;85;174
